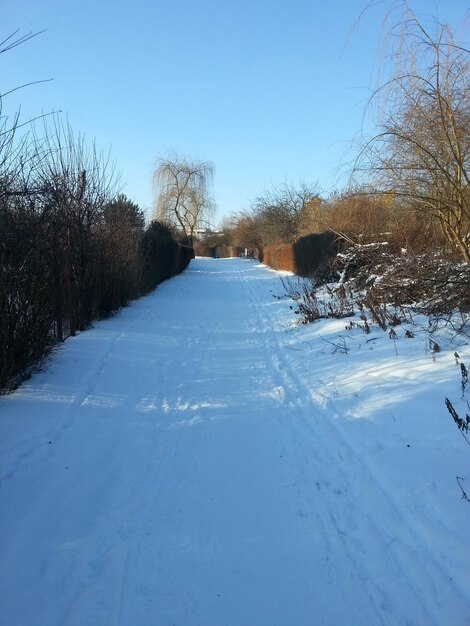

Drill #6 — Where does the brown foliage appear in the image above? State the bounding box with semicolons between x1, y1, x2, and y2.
215;245;235;258
262;233;340;278
193;241;212;257
193;242;235;258
263;244;295;272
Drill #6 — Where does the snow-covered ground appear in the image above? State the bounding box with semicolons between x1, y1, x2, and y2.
1;257;470;625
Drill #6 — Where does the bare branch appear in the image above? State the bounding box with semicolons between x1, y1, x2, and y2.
153;153;215;246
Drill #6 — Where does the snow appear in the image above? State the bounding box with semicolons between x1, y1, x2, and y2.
1;257;470;625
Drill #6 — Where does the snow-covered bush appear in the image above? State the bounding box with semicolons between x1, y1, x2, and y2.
283;242;470;333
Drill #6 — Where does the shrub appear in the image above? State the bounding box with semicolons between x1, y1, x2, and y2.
0;210;55;391
333;243;470;315
140;221;179;293
293;231;340;278
282;278;354;324
263;244;295;272
0;210;192;394
175;244;195;274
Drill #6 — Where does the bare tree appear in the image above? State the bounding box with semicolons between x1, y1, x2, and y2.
36;118;119;334
249;182;319;245
353;4;470;262
0;30;55;188
231;211;265;257
153;153;215;246
0;32;169;392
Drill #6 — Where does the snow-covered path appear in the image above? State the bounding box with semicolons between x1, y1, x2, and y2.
1;258;469;625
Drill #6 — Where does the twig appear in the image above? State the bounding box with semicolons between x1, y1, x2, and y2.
321;336;349;354
456;477;470;503
284;341;312;352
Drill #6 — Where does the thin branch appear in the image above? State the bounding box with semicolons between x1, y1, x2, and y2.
0;30;47;55
1;78;54;98
456;476;470;502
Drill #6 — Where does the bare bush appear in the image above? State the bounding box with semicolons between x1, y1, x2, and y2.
36;119;120;334
0;35;196;393
282;277;354;325
0;197;55;391
230;212;264;258
251;182;319;244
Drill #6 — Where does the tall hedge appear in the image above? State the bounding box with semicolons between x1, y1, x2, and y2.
262;231;339;277
293;232;339;277
0;212;194;394
262;244;295;272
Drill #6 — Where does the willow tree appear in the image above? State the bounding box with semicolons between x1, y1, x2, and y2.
153;154;215;246
353;5;470;263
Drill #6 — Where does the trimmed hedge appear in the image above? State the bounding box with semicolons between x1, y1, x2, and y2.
214;245;235;258
193;242;212;257
193;243;235;258
263;244;295;272
1;218;193;394
140;222;194;293
176;244;195;272
263;232;340;277
293;232;339;277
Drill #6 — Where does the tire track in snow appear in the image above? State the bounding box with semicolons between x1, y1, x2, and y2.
236;268;394;625
0;330;126;484
237;264;459;625
2;260;467;625
114;289;193;625
115;426;175;626
114;276;221;625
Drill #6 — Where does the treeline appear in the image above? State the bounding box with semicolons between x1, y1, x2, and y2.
0;121;193;393
227;8;469;305
229;186;442;264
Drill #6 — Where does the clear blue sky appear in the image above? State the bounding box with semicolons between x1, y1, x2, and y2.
2;0;468;223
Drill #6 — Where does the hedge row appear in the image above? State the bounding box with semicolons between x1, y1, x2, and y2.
140;222;194;293
193;243;235;258
263;232;339;277
262;244;294;272
1;215;193;394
